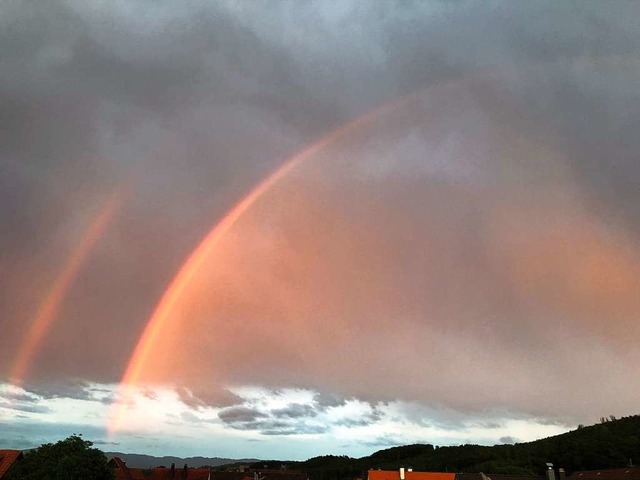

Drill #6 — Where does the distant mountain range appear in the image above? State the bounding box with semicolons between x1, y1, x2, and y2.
105;414;640;476
104;452;259;469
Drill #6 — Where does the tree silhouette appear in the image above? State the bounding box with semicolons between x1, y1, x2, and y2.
6;434;113;480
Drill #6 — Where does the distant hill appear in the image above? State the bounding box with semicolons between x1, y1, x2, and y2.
105;415;640;477
104;452;259;469
293;414;640;480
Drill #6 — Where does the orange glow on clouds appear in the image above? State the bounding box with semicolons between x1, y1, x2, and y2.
108;92;425;434
488;202;640;333
108;74;640;433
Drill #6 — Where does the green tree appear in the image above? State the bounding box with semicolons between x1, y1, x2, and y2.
6;434;113;480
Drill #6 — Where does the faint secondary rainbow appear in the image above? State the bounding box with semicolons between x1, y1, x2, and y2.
108;91;424;434
10;188;126;387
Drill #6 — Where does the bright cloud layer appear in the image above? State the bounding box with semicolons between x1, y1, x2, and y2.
0;383;569;459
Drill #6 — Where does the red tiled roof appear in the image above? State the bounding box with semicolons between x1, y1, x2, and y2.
0;450;23;479
109;457;147;480
129;468;147;480
369;469;456;480
570;468;640;480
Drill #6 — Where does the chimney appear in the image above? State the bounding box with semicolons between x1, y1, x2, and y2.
400;468;405;480
559;469;566;480
546;464;555;480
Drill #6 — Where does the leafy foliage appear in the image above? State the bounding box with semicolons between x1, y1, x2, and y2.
7;434;113;480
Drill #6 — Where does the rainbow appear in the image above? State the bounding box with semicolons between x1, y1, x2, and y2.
10;188;125;386
108;89;428;434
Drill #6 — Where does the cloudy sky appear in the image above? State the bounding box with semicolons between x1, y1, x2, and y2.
2;0;640;460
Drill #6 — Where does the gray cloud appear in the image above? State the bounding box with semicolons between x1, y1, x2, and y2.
176;386;241;410
92;439;120;446
222;417;330;436
180;411;202;423
218;406;268;424
333;405;384;429
2;0;639;442
20;380;116;405
0;402;53;414
361;435;405;448
1;391;40;403
23;380;93;401
260;423;329;436
272;403;318;419
313;392;347;410
215;395;386;435
217;401;334;436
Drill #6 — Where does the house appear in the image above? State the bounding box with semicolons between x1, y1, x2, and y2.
368;467;456;480
455;473;545;480
0;450;23;479
208;470;306;480
569;468;640;480
149;465;212;480
107;460;308;480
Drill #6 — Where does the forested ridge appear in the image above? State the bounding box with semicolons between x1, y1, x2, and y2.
253;415;640;480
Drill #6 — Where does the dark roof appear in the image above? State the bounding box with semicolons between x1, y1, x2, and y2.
0;450;23;479
209;470;306;480
570;468;640;480
149;467;211;480
455;474;545;480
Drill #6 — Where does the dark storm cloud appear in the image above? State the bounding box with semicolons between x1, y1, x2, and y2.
13;380;113;405
176;386;241;409
313;392;347;410
512;63;640;230
499;436;518;445
2;0;640;436
1;391;39;403
271;403;318;419
393;404;515;432
478;422;503;430
217;400;332;435
215;396;382;435
18;379;120;405
24;380;93;401
260;423;329;436
221;416;330;436
92;439;120;446
0;0;356;384
335;417;378;428
218;406;268;424
361;435;405;448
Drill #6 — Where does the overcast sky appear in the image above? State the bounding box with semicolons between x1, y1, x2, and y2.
2;0;640;460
